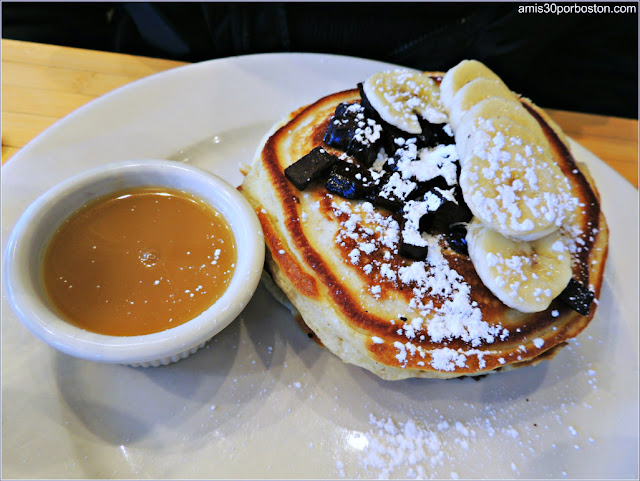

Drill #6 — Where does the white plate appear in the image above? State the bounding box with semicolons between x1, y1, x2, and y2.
2;53;638;479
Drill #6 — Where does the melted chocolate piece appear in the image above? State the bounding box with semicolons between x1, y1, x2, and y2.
434;125;455;145
324;101;382;167
406;178;452;204
400;241;429;261
405;186;472;234
399;217;429;260
446;223;469;256
357;82;381;121
431;200;473;230
373;173;417;213
373;193;404;212
326;161;380;200
415;117;440;148
390;144;415;172
346;117;382;167
284;147;339;191
419;117;455;146
347;135;380;167
335;101;354;117
323;102;359;150
558;278;595;316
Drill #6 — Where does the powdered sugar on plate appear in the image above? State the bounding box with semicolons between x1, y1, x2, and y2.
329;347;606;479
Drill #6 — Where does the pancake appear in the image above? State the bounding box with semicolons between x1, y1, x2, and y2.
240;70;608;380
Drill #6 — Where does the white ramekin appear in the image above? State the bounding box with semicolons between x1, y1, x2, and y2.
4;160;264;367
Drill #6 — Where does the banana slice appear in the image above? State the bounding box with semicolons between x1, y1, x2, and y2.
466;218;572;313
448;77;519;131
465;114;551;162
362;69;447;134
440;59;502;111
459;117;573;240
455;96;547;161
520;97;570;148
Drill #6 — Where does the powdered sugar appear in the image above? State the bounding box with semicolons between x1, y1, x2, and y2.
378;172;416;203
395;142;459;186
329;193;507;372
430;348;468;371
333;375;601;480
460;117;579;236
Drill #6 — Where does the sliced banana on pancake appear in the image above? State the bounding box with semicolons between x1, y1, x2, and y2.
448;77;519;131
362;69;447;134
520;98;570;148
440;59;503;111
455;96;547;161
459;117;572;240
466;218;572;313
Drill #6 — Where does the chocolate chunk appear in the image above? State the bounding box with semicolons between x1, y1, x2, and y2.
558;278;595;316
418;213;435;233
284;147;339;191
346;120;382;167
373;172;417;213
324;101;383;166
357;82;381;122
399;217;429;261
380;115;446;154
407;178;451;202
324;117;356;151
335;101;355;118
411;185;470;232
432;200;473;229
325;161;379;200
446;223;469;256
418;117;455;147
433;124;456;145
363;171;392;203
406;195;472;236
379;147;408;174
403;190;446;233
323;102;360;150
381;124;413;156
380;155;399;173
373;193;404;212
400;241;429;261
425;175;453;192
415;117;438;148
390;145;456;190
347;134;380;167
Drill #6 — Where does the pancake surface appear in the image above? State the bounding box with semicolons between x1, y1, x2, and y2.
240;68;608;380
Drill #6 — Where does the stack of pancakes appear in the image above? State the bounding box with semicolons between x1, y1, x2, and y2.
240;61;608;380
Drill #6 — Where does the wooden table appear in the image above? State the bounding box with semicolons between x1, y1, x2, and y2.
2;39;638;188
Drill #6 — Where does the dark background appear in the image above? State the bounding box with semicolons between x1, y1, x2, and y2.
2;2;638;118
